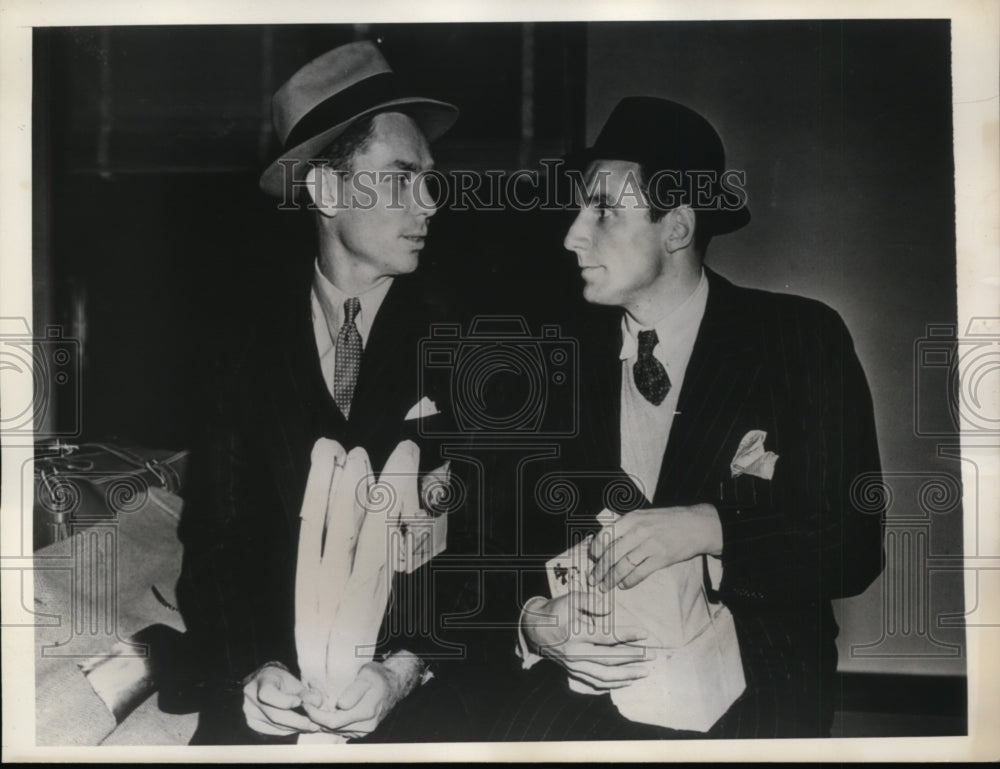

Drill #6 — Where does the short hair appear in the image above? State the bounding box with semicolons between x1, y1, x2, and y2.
298;114;377;208
635;164;713;256
315;113;379;173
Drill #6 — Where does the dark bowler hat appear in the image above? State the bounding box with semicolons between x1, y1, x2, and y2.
571;96;750;235
259;41;459;197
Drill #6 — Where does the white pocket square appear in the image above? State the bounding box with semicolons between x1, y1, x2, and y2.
730;429;779;480
405;396;440;421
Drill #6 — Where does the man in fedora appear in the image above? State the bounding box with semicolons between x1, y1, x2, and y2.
177;41;470;744
495;96;886;739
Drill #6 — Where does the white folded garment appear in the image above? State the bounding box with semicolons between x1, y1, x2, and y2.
545;512;745;732
294;439;425;744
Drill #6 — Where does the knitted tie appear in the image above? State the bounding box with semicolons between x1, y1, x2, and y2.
633;329;671;406
333;297;362;418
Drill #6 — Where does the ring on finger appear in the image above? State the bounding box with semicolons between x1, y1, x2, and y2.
624;552;638;567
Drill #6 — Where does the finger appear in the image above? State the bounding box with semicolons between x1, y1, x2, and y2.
562;591;598;624
577;645;652;666
303;701;359;732
563;662;650;690
254;666;307;698
256;678;303;710
244;695;319;734
303;692;379;733
616;555;660;590
589;533;639;589
600;548;649;593
592;512;641;557
565;667;650;689
566;670;634;690
584;584;612;618
259;701;323;733
243;698;295;735
587;526;618;566
339;722;379;741
565;657;653;682
335;675;372;711
602;624;651;645
245;714;297;736
563;641;651;666
588;516;640;563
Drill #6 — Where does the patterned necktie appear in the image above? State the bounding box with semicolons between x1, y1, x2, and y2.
633;329;671;406
333;297;362;418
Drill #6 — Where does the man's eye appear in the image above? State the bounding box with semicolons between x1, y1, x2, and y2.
385;172;411;188
596;206;610;220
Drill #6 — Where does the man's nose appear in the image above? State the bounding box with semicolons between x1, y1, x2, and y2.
412;172;438;218
563;212;588;253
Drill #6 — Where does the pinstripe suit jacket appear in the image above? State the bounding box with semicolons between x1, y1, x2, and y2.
491;267;886;740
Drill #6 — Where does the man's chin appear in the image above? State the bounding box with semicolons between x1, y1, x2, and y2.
390;253;421;274
581;283;614;306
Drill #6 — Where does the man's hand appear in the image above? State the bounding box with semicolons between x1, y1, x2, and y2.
301;660;406;740
522;593;654;691
242;663;321;736
588;504;723;592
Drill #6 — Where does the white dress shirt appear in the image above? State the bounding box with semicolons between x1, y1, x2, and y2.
310;262;393;399
517;269;718;669
619;268;708;501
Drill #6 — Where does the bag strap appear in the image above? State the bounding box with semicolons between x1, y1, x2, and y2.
35;442;184;493
698;555;729;662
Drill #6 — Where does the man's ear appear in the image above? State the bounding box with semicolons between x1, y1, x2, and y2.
663;204;696;253
306;165;341;218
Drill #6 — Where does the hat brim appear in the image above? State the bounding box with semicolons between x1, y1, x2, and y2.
259;97;458;198
560;146;751;236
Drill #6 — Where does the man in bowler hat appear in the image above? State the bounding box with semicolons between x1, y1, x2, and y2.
177;41;467;744
499;96;886;739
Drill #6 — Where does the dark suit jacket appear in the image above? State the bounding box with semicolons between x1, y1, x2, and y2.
486;268;886;740
176;265;470;744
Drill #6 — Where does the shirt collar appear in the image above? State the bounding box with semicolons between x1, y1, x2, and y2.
311;261;394;349
619;269;709;362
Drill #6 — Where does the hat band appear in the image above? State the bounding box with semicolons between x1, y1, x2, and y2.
284;71;402;151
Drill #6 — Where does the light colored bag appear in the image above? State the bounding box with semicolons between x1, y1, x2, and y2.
545;513;746;733
294;439;420;743
610;577;745;732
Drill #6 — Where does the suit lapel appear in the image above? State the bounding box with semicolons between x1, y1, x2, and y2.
259;277;346;529
653;269;762;505
347;276;423;469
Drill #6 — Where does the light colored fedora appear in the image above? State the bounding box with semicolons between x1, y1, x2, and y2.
259;41;458;197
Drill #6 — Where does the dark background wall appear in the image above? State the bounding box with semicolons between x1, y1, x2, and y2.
33;21;964;678
33;22;586;447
